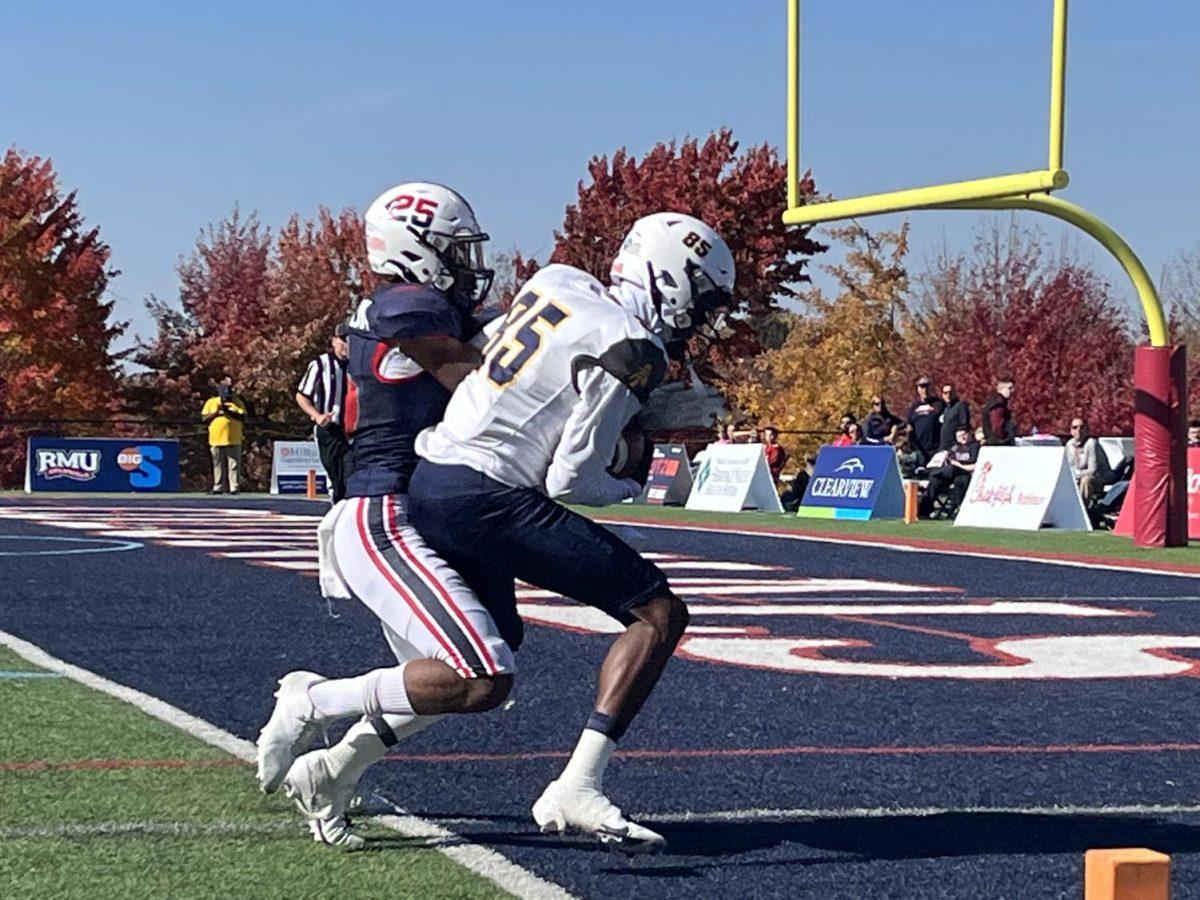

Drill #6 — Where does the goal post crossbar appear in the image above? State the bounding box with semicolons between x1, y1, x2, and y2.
782;0;1166;346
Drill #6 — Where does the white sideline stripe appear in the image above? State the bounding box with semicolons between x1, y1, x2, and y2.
597;517;1200;580
0;629;574;900
640;803;1200;823
0;820;297;839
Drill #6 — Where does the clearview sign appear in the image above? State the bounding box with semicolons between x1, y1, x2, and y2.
798;445;905;520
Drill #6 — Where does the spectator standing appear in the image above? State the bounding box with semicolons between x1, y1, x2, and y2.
923;425;980;517
938;384;971;451
296;323;351;502
762;426;789;483
982;376;1016;445
863;397;902;444
906;377;945;463
1065;418;1114;503
202;376;246;495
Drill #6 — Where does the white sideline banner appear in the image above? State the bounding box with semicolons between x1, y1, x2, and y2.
686;443;783;513
270;440;328;495
954;446;1090;532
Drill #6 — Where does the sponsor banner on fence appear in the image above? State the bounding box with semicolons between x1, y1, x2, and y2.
271;441;328;495
798;444;905;521
25;437;180;493
642;443;693;506
954;446;1090;531
685;443;782;513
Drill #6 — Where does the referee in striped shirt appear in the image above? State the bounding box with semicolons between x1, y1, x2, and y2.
296;323;350;501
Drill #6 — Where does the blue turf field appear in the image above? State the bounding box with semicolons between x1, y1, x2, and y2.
3;496;1200;898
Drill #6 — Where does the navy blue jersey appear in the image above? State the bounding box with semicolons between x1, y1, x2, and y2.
342;282;470;497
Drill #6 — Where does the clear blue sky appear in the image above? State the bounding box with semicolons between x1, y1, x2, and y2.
3;1;1197;348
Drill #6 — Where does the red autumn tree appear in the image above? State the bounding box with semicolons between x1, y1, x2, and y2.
239;208;376;431
129;206;372;487
130;209;271;419
1160;242;1200;412
540;129;825;380
0;148;124;485
903;220;1135;435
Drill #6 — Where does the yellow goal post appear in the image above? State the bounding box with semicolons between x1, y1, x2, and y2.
782;0;1167;346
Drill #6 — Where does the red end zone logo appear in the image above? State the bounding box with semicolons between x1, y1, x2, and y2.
517;565;1200;681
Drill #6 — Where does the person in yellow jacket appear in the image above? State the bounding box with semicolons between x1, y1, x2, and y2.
201;377;246;494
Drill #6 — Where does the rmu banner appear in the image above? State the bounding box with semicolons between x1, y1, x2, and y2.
798;445;905;520
25;437;180;493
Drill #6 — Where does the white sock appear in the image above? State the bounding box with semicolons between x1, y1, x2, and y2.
558;728;615;792
308;663;412;720
324;713;443;785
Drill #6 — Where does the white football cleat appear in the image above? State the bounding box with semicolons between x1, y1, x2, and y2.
283;748;365;852
307;815;366;852
532;780;666;854
256;671;327;794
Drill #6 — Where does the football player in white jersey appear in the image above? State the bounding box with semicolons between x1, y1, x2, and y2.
409;212;735;852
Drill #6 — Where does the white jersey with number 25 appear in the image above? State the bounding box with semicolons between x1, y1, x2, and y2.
416;264;667;506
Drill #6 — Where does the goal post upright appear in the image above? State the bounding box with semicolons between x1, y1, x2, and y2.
782;0;1184;546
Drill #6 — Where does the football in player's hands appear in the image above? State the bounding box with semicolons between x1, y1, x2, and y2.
608;421;653;484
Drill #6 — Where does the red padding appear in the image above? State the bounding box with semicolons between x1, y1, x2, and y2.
1133;344;1188;547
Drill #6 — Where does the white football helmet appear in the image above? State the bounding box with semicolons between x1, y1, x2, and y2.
364;182;493;305
610;212;735;337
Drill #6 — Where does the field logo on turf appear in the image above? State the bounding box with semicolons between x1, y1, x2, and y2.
35;448;100;482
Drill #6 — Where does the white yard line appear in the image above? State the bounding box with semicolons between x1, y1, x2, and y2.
0;629;574;900
0;820;297;839
598;518;1200;580
220;550;319;560
640;803;1200;823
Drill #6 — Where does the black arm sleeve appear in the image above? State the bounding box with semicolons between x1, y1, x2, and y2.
571;338;668;404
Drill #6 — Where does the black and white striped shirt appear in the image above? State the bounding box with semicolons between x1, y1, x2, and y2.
297;352;347;423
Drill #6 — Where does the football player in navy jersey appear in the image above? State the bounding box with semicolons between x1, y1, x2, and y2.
255;183;515;850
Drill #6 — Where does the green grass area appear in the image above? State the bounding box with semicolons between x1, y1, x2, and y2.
583;503;1200;567
0;647;508;900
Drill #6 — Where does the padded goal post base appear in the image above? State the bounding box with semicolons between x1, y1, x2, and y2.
1132;344;1188;547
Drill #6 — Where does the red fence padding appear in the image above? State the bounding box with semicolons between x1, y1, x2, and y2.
1132;344;1188;547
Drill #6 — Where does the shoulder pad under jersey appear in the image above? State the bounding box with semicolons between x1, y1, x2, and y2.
353;283;460;342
